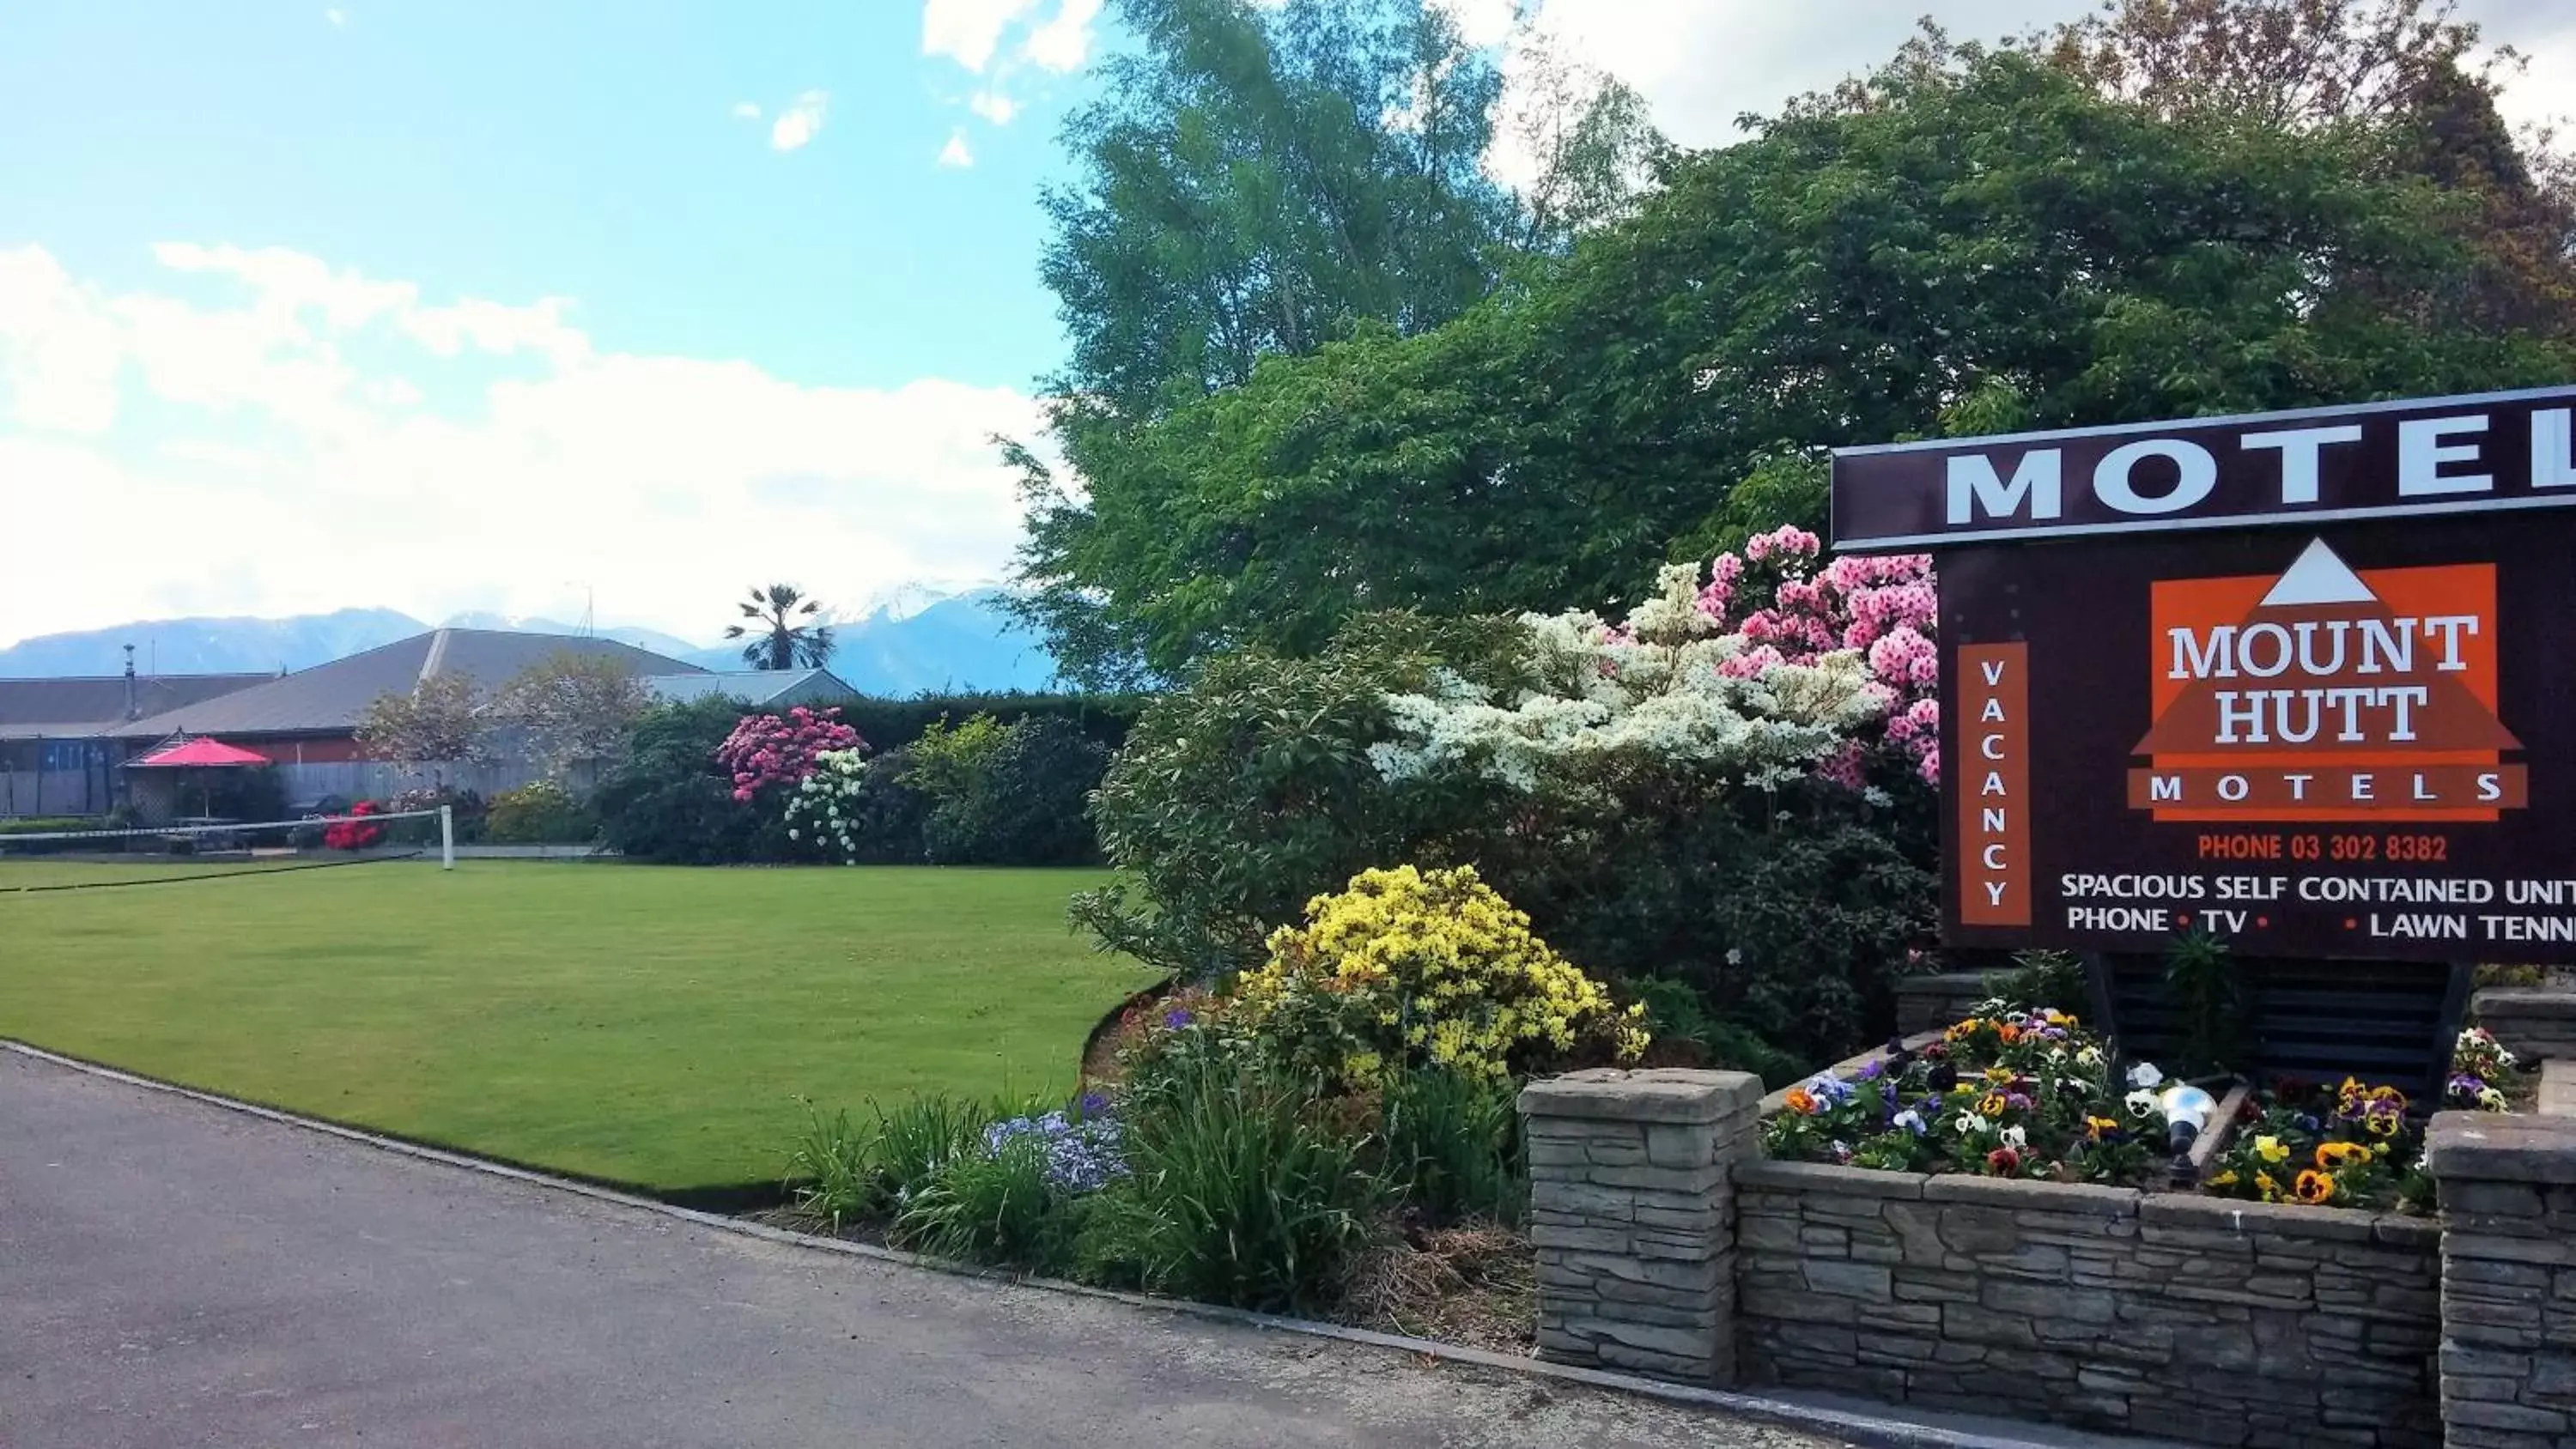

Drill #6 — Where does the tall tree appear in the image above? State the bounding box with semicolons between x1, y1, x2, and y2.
2020;1;2576;343
492;650;653;783
1040;0;1512;421
355;672;489;787
1016;0;1658;685
725;585;835;670
1015;46;2576;683
2027;0;2485;128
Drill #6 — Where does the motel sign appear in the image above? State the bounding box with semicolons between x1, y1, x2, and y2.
1832;385;2576;964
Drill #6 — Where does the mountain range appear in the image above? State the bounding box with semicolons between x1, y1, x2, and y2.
0;588;1059;696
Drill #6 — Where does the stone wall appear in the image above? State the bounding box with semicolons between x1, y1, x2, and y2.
1519;1068;1762;1383
2426;1111;2576;1448
1734;1160;2442;1449
1894;972;1994;1037
2474;988;2576;1067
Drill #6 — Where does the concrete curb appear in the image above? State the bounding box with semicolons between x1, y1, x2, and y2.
3;1038;2083;1449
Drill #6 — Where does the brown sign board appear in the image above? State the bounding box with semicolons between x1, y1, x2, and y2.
1831;386;2576;963
1832;385;2576;550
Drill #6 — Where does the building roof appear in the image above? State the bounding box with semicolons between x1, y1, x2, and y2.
641;667;861;710
0;673;272;741
110;629;706;740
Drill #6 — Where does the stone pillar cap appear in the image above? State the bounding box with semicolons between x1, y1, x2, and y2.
2424;1108;2576;1185
2471;986;2576;1020
1517;1068;1761;1124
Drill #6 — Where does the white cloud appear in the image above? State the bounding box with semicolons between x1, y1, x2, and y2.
938;129;975;167
1429;0;1513;50
0;244;1046;646
2488;15;2576;136
922;0;1037;74
770;90;829;152
1515;0;2576;155
1021;0;1102;73
732;100;762;120
0;248;125;434
324;7;346;26
969;90;1019;125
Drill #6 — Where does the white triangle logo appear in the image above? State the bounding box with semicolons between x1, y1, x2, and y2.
2261;538;2378;607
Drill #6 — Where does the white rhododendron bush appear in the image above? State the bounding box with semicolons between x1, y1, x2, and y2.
1372;527;1938;797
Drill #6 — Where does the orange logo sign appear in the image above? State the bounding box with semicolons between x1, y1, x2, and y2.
2129;538;2525;822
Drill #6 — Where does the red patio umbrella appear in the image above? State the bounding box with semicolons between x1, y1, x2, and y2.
129;737;272;768
125;736;274;819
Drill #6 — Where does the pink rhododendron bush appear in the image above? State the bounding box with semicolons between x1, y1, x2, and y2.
715;706;863;803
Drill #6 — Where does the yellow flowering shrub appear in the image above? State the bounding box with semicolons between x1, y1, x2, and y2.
1234;864;1648;1088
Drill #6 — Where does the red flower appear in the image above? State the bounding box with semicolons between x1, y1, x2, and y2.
1985;1147;2022;1175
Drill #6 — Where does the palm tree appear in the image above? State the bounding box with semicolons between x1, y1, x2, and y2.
724;584;836;670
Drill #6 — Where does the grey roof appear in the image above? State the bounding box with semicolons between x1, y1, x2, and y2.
0;674;273;740
109;629;706;739
643;668;861;709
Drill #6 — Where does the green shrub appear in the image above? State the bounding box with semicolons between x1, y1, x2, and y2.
1986;949;2087;1017
939;716;1109;866
784;1094;1002;1232
1078;612;1517;979
386;785;485;846
485;780;595;845
0;816;99;834
0;816;106;856
854;713;1116;866
834;743;934;864
593;699;792;864
835;693;1144;756
870;1094;997;1203
908;714;1010;863
893;1137;1078;1273
2166;928;2245;1076
1091;1061;1389;1313
785;1103;883;1230
1377;1068;1523;1228
1627;977;1806;1087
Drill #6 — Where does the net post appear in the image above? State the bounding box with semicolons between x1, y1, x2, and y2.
439;805;455;871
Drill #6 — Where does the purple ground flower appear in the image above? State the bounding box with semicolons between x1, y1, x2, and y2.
982;1106;1129;1193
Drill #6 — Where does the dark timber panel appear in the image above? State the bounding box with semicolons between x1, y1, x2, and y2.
2087;954;2470;1100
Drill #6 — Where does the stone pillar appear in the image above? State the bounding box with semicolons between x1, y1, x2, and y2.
2474;989;2576;1067
1517;1066;1762;1384
2426;1111;2576;1448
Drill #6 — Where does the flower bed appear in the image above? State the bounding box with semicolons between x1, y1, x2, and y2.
773;865;1634;1335
1765;1002;2518;1210
1765;1004;2163;1186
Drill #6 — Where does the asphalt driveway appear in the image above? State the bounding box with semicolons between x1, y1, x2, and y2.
0;1048;1850;1449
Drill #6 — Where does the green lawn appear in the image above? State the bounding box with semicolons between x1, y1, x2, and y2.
0;861;1155;1193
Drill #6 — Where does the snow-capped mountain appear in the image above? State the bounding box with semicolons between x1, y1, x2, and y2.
848;579;1006;626
1;587;1061;696
439;611;706;661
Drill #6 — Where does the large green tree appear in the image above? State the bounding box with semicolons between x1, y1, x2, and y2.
1041;0;1512;421
1015;0;1657;685
2025;0;2576;342
1018;39;2576;684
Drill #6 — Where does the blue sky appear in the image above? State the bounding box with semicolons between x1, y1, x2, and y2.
2;0;2569;647
1;2;1093;392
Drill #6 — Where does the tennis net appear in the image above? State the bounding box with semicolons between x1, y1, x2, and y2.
0;807;454;892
